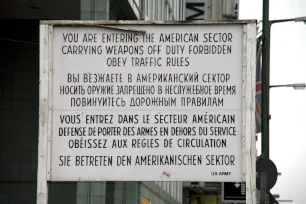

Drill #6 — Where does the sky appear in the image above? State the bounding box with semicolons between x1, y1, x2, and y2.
240;0;306;203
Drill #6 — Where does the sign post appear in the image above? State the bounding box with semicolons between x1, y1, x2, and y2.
38;21;256;204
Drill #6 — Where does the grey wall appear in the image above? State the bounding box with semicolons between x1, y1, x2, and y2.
0;19;78;204
49;183;77;204
0;19;39;204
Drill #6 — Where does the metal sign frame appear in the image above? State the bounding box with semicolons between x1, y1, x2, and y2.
38;20;256;204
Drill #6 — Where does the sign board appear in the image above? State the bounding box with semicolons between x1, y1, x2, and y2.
222;182;246;203
38;21;256;183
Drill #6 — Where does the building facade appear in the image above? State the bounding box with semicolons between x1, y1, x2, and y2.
0;0;185;204
183;1;241;204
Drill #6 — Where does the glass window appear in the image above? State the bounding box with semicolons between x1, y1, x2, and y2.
172;0;176;20
167;181;170;194
171;182;174;198
166;5;169;20
172;0;175;14
179;182;182;202
160;181;164;191
177;182;180;202
158;0;163;20
145;0;149;18
169;7;172;20
177;0;179;20
155;0;159;20
151;0;154;20
147;0;151;19
163;0;166;20
176;0;179;20
141;197;150;204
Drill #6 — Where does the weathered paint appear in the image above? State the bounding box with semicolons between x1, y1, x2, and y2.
242;22;257;204
37;24;50;204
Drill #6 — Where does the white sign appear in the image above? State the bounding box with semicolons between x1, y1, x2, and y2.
39;22;256;183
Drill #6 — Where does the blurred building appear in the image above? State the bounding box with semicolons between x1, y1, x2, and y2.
183;0;241;204
0;0;185;204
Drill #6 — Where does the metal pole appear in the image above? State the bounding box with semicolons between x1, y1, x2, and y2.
260;172;267;204
262;0;271;159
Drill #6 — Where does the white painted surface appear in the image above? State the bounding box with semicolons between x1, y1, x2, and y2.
243;22;257;204
37;24;50;204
